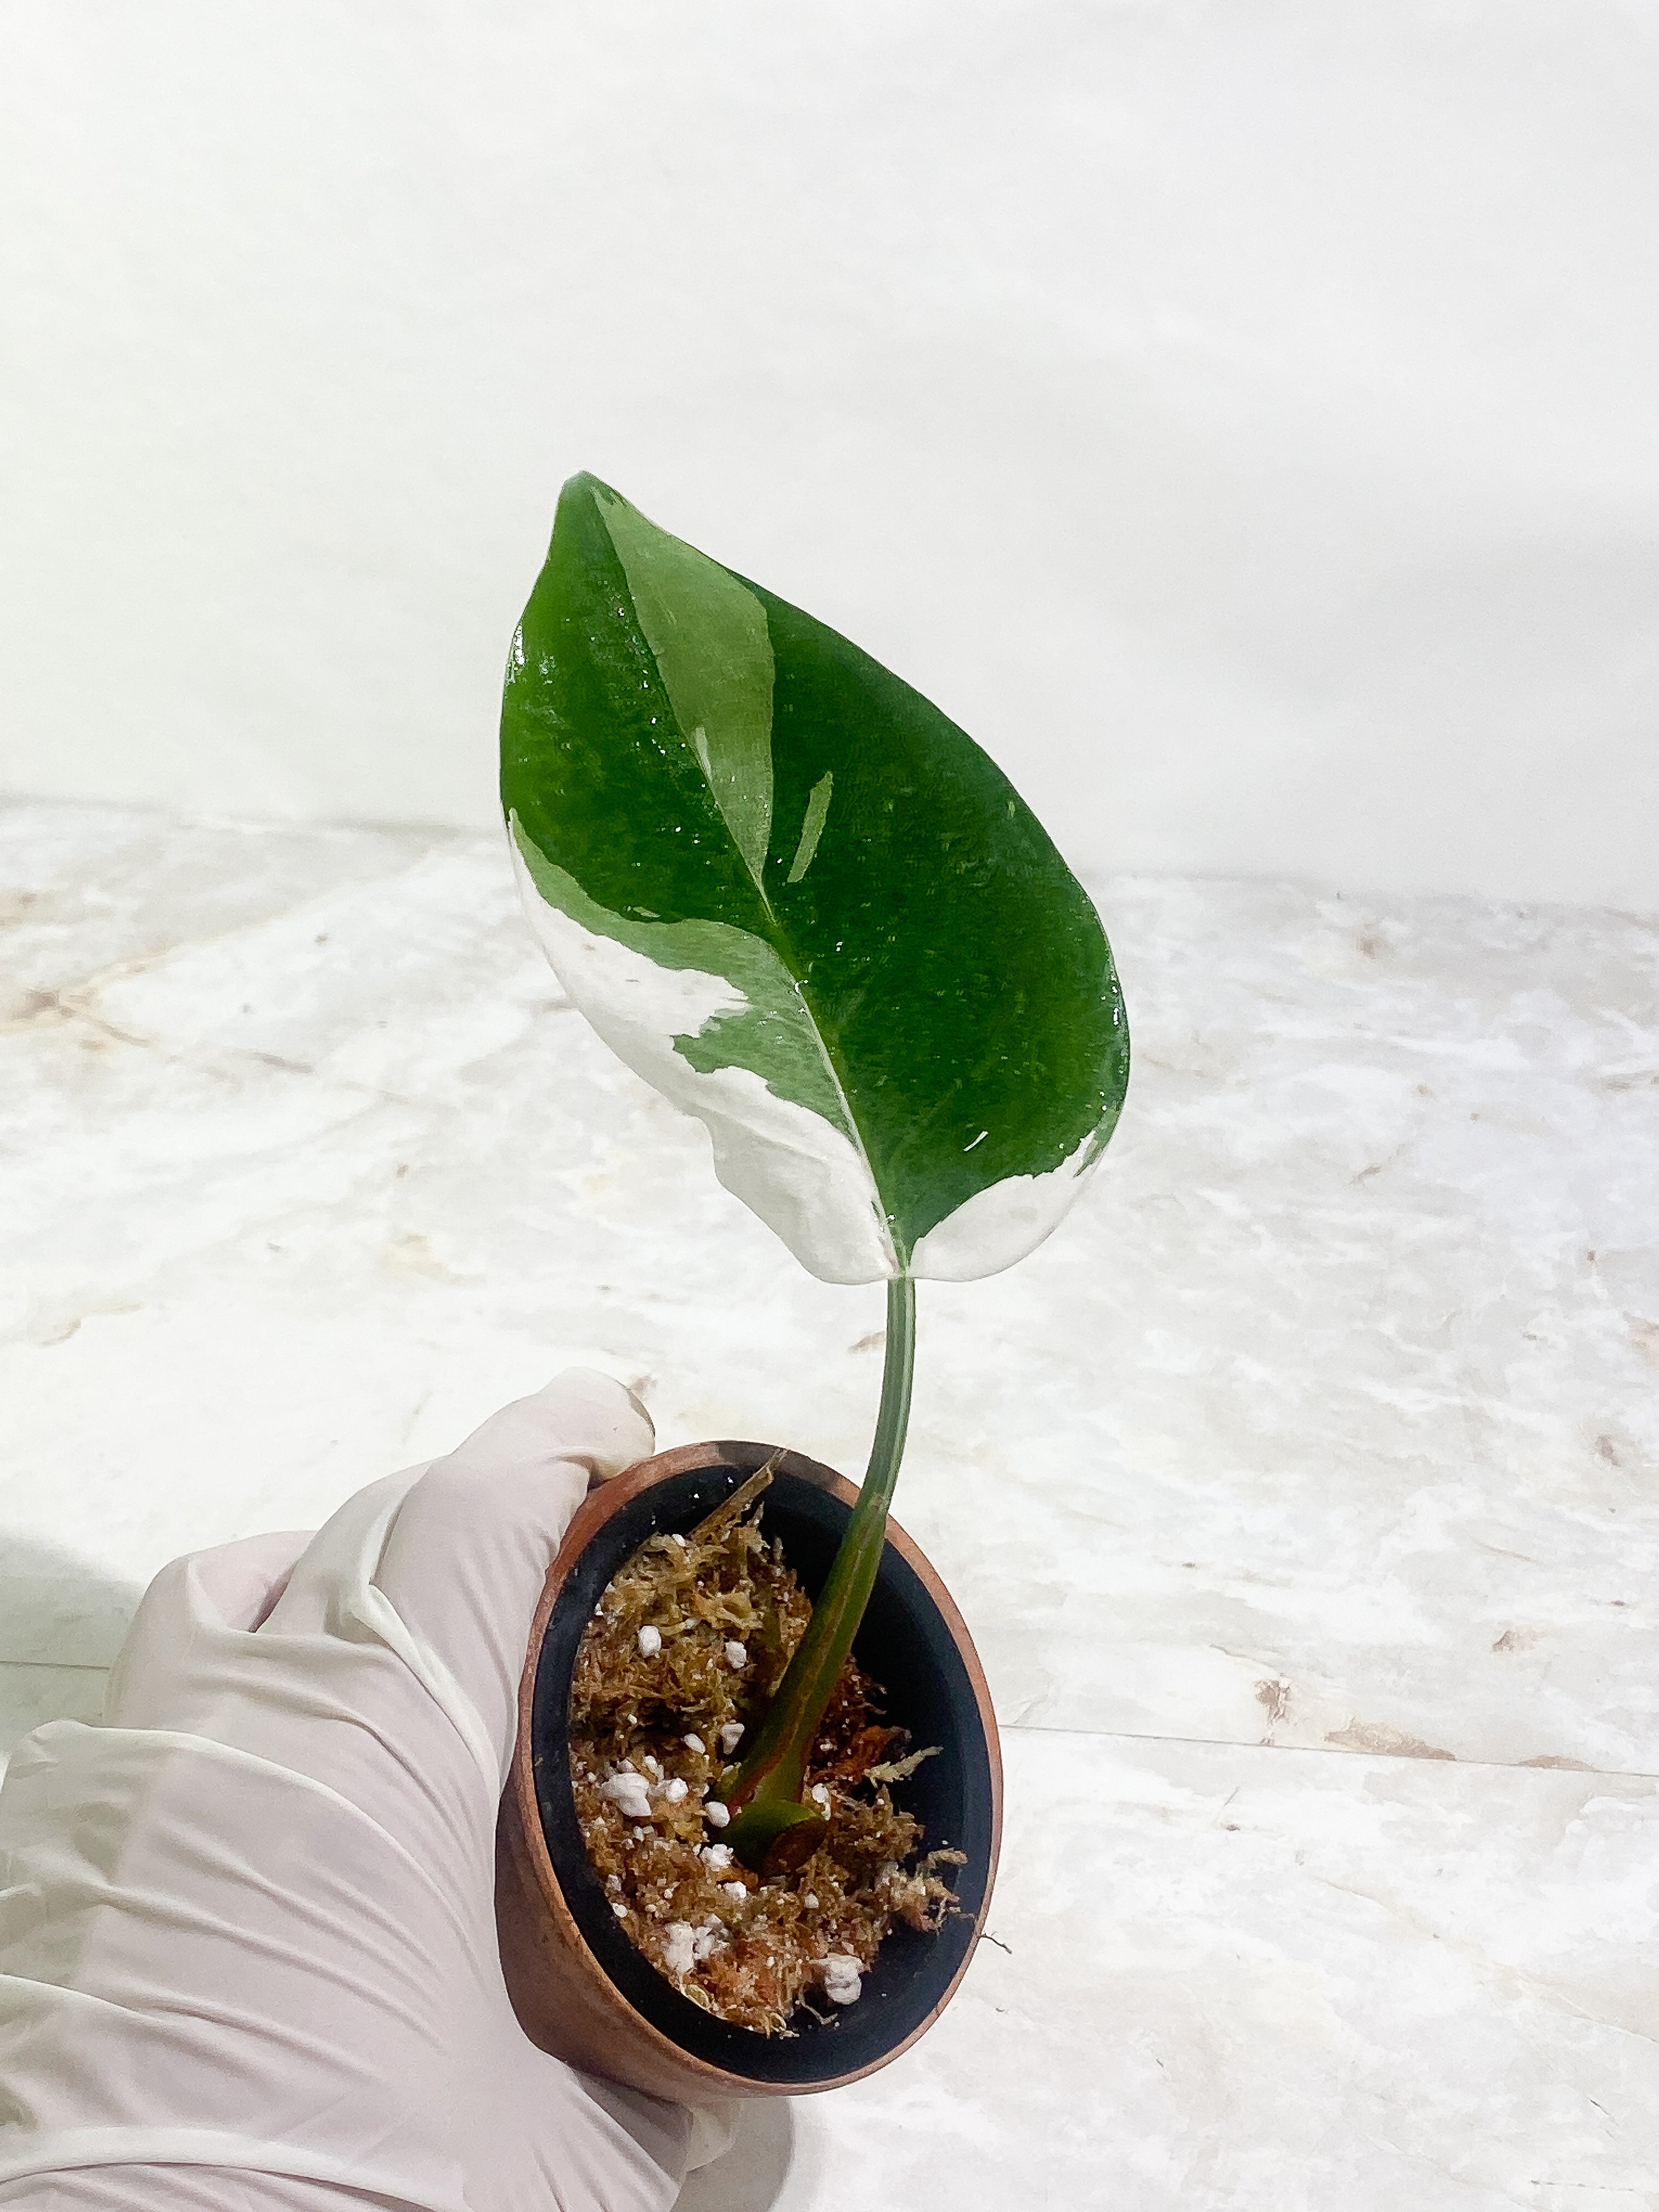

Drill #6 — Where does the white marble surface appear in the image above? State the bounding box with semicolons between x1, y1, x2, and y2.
685;1731;1659;2212
3;799;1657;2207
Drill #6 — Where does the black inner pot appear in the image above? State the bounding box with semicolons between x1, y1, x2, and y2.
529;1452;996;2087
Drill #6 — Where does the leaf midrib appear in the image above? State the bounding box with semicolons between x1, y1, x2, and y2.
651;627;899;1271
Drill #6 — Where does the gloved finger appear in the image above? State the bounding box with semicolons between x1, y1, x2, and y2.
684;2101;740;2171
306;1370;653;1782
435;1370;654;1488
102;1479;417;1734
99;1532;314;1725
190;1531;314;1633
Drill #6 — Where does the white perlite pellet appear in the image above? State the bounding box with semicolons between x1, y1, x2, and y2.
718;1720;744;1753
724;1640;747;1669
663;1778;688;1804
721;1881;748;1904
682;1733;706;1754
601;1771;653;1821
809;1782;832;1814
821;1954;863;2005
636;1626;662;1658
704;1801;730;1829
662;1922;697;1977
701;1843;733;1872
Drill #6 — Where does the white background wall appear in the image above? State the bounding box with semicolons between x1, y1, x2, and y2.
3;1;1656;910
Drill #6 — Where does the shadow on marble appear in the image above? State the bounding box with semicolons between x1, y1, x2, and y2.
673;2099;797;2212
0;1531;144;1668
0;1531;139;1770
0;1663;108;1770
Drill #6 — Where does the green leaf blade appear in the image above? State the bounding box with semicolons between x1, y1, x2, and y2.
501;472;1130;1285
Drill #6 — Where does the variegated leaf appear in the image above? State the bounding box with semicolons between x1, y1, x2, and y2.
501;473;1129;1285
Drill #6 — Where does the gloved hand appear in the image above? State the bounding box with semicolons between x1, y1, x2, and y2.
0;1370;734;2210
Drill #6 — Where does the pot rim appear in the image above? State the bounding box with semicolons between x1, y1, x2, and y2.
504;1438;1003;2097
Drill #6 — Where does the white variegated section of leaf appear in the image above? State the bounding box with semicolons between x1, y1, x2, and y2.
509;834;896;1285
907;1125;1106;1282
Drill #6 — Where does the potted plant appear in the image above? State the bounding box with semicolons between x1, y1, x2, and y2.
492;474;1130;2102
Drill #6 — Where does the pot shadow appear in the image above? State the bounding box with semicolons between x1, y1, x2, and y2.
672;2097;801;2212
0;1532;145;1763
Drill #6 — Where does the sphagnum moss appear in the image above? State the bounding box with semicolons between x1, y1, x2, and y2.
569;1469;962;2034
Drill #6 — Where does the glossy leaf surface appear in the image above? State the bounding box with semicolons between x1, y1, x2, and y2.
501;473;1129;1285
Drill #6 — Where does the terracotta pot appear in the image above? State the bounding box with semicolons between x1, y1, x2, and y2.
495;1438;1002;2102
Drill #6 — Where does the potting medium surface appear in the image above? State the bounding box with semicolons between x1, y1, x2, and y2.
533;1460;996;2085
565;1465;967;2035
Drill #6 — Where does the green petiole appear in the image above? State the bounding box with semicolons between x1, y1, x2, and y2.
720;1272;917;1874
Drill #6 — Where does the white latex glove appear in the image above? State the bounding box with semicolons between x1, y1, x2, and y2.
0;1370;735;2210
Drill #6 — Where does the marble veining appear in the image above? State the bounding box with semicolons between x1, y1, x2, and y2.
2;799;1657;2207
684;1732;1659;2211
4;802;1654;1771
